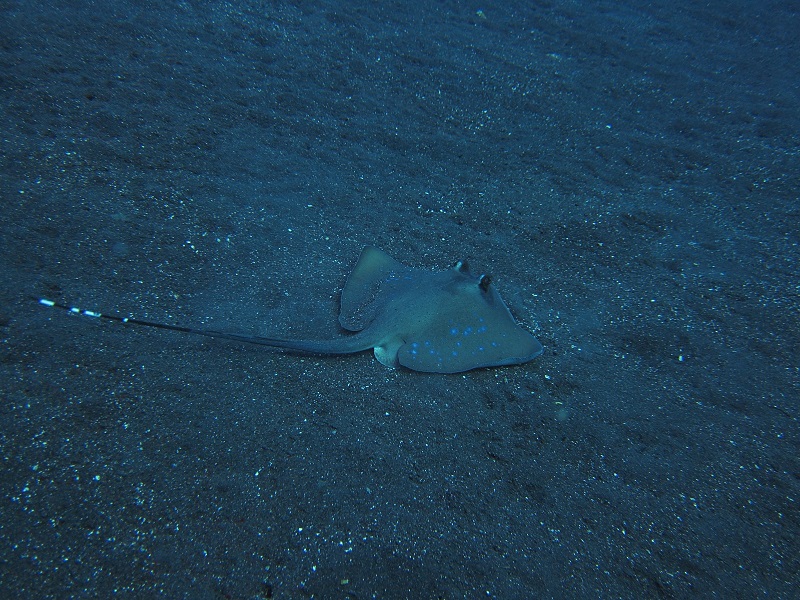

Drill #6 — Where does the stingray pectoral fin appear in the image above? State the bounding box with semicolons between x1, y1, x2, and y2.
396;329;543;374
339;246;409;331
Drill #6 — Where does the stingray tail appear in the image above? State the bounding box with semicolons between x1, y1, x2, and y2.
34;297;374;355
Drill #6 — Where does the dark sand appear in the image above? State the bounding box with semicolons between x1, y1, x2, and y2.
1;1;798;597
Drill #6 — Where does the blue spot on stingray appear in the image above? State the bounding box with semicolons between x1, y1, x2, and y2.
450;327;459;336
463;327;473;336
477;325;487;333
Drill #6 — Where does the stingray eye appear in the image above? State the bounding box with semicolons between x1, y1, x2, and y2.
478;274;492;292
455;260;470;273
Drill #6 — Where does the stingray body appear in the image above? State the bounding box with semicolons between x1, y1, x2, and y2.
38;247;543;373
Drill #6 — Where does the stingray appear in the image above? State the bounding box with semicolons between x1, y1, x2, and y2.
37;246;543;373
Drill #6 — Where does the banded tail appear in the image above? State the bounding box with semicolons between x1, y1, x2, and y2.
33;297;373;355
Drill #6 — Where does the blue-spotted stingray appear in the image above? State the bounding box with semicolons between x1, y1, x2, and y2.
37;246;543;373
